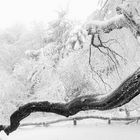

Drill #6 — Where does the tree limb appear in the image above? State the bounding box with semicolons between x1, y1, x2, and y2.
1;67;140;135
86;11;140;37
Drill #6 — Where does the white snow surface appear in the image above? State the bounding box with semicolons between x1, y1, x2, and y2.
1;119;140;140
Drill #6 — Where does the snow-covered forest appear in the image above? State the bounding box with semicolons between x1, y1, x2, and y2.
1;0;140;139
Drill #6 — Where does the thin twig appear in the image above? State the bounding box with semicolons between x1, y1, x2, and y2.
90;33;127;79
88;35;112;90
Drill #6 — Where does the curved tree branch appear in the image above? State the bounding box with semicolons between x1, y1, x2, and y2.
1;67;140;135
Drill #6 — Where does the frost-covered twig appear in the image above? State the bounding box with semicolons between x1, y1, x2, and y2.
89;33;125;79
88;35;112;91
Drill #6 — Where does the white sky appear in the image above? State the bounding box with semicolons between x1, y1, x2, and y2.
0;0;99;29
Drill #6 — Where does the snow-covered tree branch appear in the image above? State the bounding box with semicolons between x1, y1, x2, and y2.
86;1;140;37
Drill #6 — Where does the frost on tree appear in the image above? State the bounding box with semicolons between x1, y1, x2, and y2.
1;0;140;135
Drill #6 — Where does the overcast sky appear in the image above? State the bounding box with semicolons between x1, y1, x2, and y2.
0;0;99;29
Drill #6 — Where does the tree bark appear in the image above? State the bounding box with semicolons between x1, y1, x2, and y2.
1;67;140;135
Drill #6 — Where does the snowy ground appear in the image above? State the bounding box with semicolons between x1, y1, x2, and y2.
1;119;140;140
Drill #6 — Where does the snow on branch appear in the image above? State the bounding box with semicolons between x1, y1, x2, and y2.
86;1;140;37
86;15;127;34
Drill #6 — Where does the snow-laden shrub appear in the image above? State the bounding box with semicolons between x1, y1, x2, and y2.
12;54;66;103
57;50;98;102
46;9;73;46
0;68;27;124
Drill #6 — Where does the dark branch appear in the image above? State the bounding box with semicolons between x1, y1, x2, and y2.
1;68;140;135
89;33;125;81
88;34;111;90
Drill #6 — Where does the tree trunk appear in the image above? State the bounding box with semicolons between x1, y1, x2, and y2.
1;67;140;135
